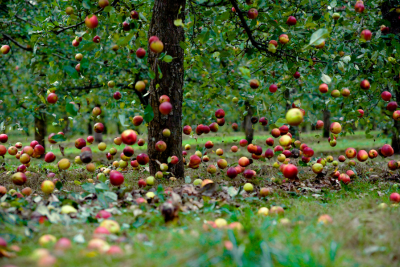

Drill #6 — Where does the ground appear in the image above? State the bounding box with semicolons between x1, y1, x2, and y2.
0;131;399;266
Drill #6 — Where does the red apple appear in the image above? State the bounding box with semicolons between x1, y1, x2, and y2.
247;8;258;19
269;84;278;93
110;171;124;186
159;102;172;115
215;109;225;118
136;153;149;165
85;15;99;29
113;91;122;100
360;79;370;90
136;48;146;58
47;93;58;104
93;35;101;43
360;29;372;41
381;91;392;101
286;16;297;26
121;129;137;145
0;134;8;143
132;116;143;126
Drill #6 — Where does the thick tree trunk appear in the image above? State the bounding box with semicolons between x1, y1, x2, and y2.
34;113;46;153
147;0;186;178
323;110;331;138
382;1;400;153
243;101;254;144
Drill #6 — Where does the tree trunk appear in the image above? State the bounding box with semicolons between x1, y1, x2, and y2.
323;110;331;138
34;113;46;153
381;1;400;153
147;0;186;178
243;101;254;144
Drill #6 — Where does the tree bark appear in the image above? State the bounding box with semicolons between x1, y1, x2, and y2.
323;109;331;138
381;1;400;153
147;0;186;178
34;113;46;153
243;101;254;144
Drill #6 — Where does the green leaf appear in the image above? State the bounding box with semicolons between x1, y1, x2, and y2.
81;183;96;194
55;181;63;190
103;6;113;12
95;183;109;192
66;102;79;116
81;43;97;52
174;19;183;27
321;73;332;84
239;67;251;78
49;134;66;142
119;114;127;126
143;105;154;123
63;65;79;79
149;69;156;80
163;55;173;63
104;191;118;202
185;176;191;184
303;28;330;50
82;0;92;9
275;118;287;127
117;32;135;46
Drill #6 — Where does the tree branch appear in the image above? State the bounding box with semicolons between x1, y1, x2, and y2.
1;33;33;51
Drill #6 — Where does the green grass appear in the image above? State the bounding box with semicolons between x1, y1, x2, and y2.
0;130;399;266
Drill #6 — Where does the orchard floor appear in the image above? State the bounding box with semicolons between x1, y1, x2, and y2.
1;131;400;266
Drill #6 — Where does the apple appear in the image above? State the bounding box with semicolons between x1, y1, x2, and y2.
86;163;96;172
247;8;258;19
330;122;342;134
135;81;146;92
217;159;227;169
282;164;298;179
319;83;329;93
312;163;324;174
113;91;122;100
44;152;56;163
136;48;146;58
138;178;147;188
19;153;30;164
249;79;260;89
34;145;45;156
74;138;86;149
381;91;392;101
264;148;274;159
388;160;398;170
123;146;134;157
303;147;314;157
286;16;297;26
244;183;254;192
159;95;170;103
239;139;248;147
121;129;137;145
93;35;101;43
332;12;340;20
150;40;164;53
354;0;364;13
217;118;225;126
381;144;394;157
58;158;70;170
368;149;378;159
318;214;333;224
360;29;372;41
137;153;149;165
47;93;58;104
357;109;364;118
100;219;120;234
380;25;390;34
132;116;144;126
286;108;303;126
269;84;278;93
209;122;219;132
216;148;223;156
98;0;109;8
279;135;292;147
259;117;268;126
338;174;350;184
387;101;398;111
110;171;124;186
243;169;255;179
8;146;17;155
277;154;286;162
130;10;139;19
93;122;104;133
274;145;284;153
346;170;356;179
279;34;289;44
341;88;350;97
270;128;280;138
183;125;192;135
41;180;55;194
12;172;27;186
0;134;8;143
280;126;290;135
269;40;278;47
266;137;274;146
155;141;167;152
215;108;225;118
390;193;400;203
360;79;370;90
1;45;10;54
159;101;172;115
85;15;98;29
270;206;284;216
17;164;27;173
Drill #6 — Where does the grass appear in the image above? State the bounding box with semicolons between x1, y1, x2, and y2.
0;131;399;266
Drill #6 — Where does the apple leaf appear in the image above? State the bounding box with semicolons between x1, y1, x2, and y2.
82;0;92;9
174;19;184;27
63;65;79;79
163;55;173;63
117;32;135;45
185;176;191;184
239;67;251;78
50;134;66;143
275;118;287;127
119;114;127;126
143;105;154;123
104;191;118;202
81;183;96;194
103;6;113;12
66;102;79;116
321;73;332;84
303;28;329;50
